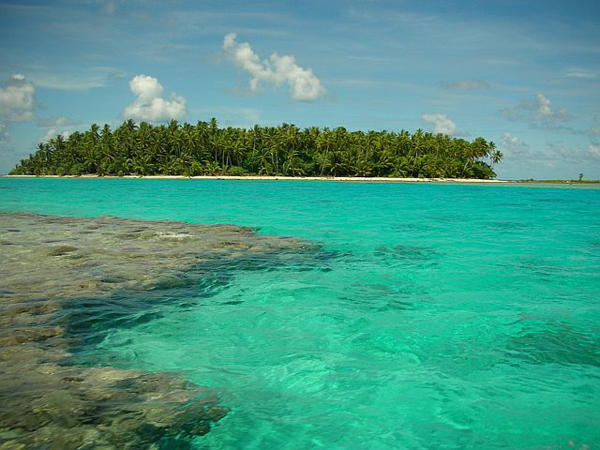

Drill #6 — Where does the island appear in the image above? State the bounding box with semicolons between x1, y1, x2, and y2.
9;119;503;179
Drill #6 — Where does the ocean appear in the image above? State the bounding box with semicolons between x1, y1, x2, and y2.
1;178;599;449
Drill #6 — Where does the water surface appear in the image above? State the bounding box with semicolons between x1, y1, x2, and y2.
1;178;599;449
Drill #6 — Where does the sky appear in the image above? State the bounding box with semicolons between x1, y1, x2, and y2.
1;0;599;179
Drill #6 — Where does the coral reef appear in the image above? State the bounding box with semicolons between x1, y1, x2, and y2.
0;212;315;448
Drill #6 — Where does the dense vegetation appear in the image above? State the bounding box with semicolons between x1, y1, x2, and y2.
10;119;503;178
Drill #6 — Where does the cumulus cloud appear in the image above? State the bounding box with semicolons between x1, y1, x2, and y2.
0;74;36;122
421;113;462;135
501;132;529;156
0;74;37;148
222;33;326;101
536;94;568;120
589;144;600;159
442;79;491;90
500;93;569;126
122;75;187;122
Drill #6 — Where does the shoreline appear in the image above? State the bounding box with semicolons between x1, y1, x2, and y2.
2;174;599;185
2;174;510;183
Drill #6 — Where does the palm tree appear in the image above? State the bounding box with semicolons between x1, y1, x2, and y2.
13;119;500;179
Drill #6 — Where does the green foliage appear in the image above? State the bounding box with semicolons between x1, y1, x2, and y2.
226;166;246;176
12;119;502;179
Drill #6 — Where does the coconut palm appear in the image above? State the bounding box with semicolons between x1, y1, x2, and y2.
12;119;500;179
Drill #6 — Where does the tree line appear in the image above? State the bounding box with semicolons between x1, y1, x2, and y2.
10;119;503;178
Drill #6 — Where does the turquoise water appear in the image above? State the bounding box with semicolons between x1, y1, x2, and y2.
1;178;599;449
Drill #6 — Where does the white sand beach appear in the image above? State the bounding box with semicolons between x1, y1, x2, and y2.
3;174;510;183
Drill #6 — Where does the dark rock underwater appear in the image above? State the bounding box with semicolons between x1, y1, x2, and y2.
0;212;317;449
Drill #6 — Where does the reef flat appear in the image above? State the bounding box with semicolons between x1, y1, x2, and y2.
0;212;316;449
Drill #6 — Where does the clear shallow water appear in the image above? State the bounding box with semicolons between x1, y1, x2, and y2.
1;178;599;449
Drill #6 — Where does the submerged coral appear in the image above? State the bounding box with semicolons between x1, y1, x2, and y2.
0;212;316;448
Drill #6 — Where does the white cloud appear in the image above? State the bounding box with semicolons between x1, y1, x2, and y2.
421;113;461;135
565;68;596;79
500;93;569;125
544;141;600;163
37;116;81;128
0;74;37;148
40;128;71;143
0;74;36;122
501;132;529;155
222;33;326;101
535;93;567;120
0;123;9;142
498;139;600;178
122;75;187;122
442;79;491;90
36;116;82;144
31;68;124;91
129;75;164;102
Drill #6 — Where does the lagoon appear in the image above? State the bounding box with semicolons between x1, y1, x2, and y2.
1;178;599;449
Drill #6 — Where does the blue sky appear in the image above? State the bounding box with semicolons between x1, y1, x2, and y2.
1;0;599;179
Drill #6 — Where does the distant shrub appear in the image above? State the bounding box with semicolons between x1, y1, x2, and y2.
71;164;85;175
56;166;71;176
227;166;246;176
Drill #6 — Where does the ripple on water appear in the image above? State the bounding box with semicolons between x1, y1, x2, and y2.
373;243;439;267
504;321;600;368
1;180;599;449
486;220;529;230
0;212;320;448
